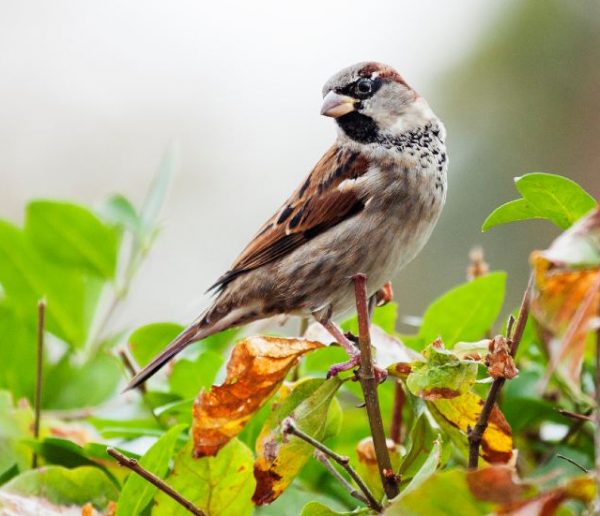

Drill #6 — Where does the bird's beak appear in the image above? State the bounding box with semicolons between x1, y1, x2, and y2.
320;91;357;118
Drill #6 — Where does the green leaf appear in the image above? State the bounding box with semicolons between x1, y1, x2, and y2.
42;352;121;409
140;145;178;247
406;344;478;399
482;173;597;231
153;438;255;516
300;501;369;515
253;377;342;505
0;221;91;346
417;272;506;349
482;198;541;231
0;466;118;511
0;305;37;399
398;412;440;480
25;200;119;279
129;322;184;368
0;391;34;475
169;350;224;399
342;302;398;335
386;469;491;515
117;424;186;516
99;194;141;235
401;438;442;496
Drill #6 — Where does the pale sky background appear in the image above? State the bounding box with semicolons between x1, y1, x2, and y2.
0;1;512;330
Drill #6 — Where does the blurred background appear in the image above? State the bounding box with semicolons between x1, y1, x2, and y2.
1;0;599;332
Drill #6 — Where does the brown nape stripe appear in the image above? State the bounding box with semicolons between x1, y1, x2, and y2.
358;62;409;87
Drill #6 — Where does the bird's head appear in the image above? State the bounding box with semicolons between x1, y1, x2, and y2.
321;62;433;144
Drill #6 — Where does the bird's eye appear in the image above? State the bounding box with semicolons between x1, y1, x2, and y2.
355;79;373;96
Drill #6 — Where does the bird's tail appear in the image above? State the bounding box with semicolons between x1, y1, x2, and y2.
124;319;214;392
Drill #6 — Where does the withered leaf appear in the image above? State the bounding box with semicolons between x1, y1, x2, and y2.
192;336;323;458
530;206;600;383
486;336;518;380
253;377;341;505
429;392;513;464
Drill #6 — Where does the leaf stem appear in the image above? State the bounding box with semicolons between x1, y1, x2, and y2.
313;450;369;506
352;273;399;500
282;418;382;512
32;299;46;469
468;275;532;469
107;447;205;516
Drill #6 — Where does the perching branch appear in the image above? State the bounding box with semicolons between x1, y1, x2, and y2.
352;273;400;500
282;418;382;512
107;447;205;516
32;299;46;469
468;275;533;469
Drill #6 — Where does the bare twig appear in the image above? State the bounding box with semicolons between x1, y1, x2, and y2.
282;418;382;511
557;409;593;422
557;454;588;473
468;275;533;469
313;450;369;505
32;299;46;468
119;349;147;394
390;381;405;445
353;273;400;499
107;447;205;516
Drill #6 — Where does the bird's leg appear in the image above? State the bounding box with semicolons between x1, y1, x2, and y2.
312;306;360;378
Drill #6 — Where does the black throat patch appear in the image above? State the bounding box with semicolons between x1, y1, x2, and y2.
335;112;380;144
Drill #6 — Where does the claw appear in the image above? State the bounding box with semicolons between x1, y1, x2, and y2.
326;354;361;379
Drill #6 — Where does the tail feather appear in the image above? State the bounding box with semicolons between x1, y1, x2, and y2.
124;323;206;392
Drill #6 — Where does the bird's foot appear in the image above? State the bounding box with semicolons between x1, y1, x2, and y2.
326;354;361;379
326;353;388;384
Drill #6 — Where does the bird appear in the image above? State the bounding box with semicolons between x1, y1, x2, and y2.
126;61;448;391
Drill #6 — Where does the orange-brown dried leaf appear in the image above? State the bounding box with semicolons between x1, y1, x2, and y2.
466;466;525;504
429;392;513;464
192;336;323;457
530;252;600;382
486;336;518;380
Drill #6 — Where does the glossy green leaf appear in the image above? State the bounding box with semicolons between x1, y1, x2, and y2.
0;466;118;511
117;424;186;516
25;200;119;279
482;173;597;231
300;501;369;515
169;350;224;399
129;322;184;368
387;469;491;515
398;412;440;480
153;438;255;516
42;352;121;409
0;392;34;475
401;438;441;496
416;272;506;349
0;221;90;346
253;377;342;505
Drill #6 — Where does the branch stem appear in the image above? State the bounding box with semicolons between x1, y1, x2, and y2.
468;275;532;469
313;450;369;506
107;447;205;516
352;274;399;499
32;299;46;468
282;418;382;512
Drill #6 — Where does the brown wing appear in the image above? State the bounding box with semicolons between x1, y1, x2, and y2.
208;146;371;291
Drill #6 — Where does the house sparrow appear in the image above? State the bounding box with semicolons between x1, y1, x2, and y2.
126;62;447;390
